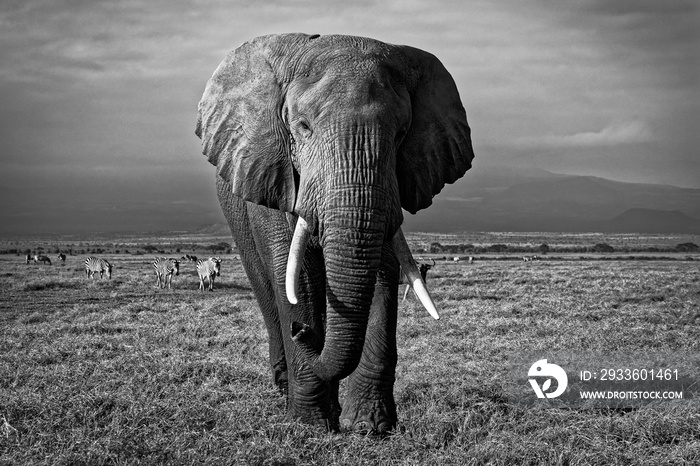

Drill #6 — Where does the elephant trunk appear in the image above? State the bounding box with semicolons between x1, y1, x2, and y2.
289;159;388;380
289;218;440;382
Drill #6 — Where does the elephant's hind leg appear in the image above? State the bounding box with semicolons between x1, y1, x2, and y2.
217;181;288;392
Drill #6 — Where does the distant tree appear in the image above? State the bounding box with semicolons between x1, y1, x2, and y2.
205;242;231;253
676;242;699;252
593;243;614;253
539;243;550;255
488;244;508;253
429;242;443;253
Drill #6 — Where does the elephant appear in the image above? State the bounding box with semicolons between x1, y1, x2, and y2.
196;33;474;434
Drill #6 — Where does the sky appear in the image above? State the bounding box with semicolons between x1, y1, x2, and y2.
0;0;698;235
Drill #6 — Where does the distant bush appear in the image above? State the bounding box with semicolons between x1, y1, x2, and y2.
488;244;509;253
676;242;699;252
593;243;615;253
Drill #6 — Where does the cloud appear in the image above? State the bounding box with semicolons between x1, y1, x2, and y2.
515;121;653;149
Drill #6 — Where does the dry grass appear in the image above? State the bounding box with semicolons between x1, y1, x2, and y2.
1;250;699;465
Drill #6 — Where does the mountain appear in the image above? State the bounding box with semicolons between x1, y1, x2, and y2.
599;209;700;234
403;168;700;233
194;223;232;236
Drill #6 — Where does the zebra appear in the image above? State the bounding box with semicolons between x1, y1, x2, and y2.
522;256;532;262
468;256;474;264
197;257;222;291
85;256;112;279
153;258;180;289
33;254;52;265
57;253;66;263
25;253;31;265
403;259;435;302
182;254;198;263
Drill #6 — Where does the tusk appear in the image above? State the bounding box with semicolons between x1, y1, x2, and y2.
286;216;311;305
392;228;440;320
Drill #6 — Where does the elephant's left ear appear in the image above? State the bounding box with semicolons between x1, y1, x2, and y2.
395;46;475;214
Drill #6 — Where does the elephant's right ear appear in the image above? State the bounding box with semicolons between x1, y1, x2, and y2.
195;35;296;212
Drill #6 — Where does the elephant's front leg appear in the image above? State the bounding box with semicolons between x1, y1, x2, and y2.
246;208;339;429
277;239;341;430
341;243;399;434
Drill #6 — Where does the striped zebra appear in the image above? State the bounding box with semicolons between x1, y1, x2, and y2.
197;257;222;291
182;254;198;263
57;253;66;263
33;254;52;265
85;256;112;279
153;257;180;289
25;253;31;265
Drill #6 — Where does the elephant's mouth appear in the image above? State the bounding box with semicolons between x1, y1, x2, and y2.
285;216;439;320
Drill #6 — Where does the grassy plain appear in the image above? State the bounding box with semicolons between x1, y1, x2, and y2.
1;233;699;465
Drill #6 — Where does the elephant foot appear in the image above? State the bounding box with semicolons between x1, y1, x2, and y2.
340;397;396;435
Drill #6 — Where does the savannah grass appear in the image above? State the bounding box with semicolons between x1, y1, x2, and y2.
1;250;698;465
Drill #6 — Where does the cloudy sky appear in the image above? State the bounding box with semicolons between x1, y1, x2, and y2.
0;0;698;235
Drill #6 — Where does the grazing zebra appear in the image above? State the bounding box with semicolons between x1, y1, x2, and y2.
182;254;198;263
57;253;66;263
197;257;222;291
25;253;31;265
33;254;52;265
403;259;435;302
85;256;112;279
153;258;180;289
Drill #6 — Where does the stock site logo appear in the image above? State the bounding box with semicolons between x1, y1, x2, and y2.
528;359;568;399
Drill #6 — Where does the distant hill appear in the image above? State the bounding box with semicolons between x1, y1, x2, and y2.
194;223;232;236
403;167;700;234
599;208;700;234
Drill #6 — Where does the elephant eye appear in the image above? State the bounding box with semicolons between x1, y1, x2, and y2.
297;119;312;138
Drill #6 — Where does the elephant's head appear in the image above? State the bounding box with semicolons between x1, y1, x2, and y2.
196;33;474;381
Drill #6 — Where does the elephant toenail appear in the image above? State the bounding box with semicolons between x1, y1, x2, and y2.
354;421;370;433
377;422;392;434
